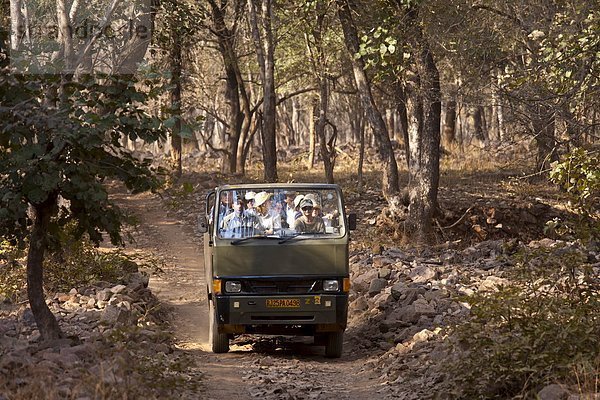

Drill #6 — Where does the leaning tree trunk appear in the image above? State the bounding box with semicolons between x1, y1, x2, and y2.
402;6;442;245
210;0;244;174
248;0;277;182
169;24;183;177
336;0;401;208
27;198;63;340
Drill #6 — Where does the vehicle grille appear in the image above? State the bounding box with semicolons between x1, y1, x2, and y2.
243;279;318;294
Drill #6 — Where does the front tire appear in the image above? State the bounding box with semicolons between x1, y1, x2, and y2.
209;301;229;353
325;331;343;358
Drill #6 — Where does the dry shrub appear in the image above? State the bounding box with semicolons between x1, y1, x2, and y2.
444;244;600;398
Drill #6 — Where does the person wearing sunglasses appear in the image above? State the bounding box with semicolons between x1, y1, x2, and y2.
293;198;325;234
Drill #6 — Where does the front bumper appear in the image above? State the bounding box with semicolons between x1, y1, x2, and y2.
215;294;348;334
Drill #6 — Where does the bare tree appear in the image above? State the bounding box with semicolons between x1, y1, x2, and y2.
336;0;401;208
400;4;442;244
247;0;277;182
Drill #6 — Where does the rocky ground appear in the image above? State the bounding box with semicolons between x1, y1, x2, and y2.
0;270;204;399
1;167;598;399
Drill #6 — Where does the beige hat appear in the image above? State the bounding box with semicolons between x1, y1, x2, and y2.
293;194;305;208
254;191;272;207
245;191;256;201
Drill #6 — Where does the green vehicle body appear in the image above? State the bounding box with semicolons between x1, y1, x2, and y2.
200;183;354;357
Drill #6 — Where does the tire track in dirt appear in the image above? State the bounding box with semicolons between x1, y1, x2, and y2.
112;189;253;400
114;189;386;400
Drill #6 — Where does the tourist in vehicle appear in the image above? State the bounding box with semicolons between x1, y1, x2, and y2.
305;194;324;218
209;191;233;224
293;198;325;233
271;200;285;230
220;198;245;236
244;191;257;217
254;191;275;234
293;194;305;220
284;192;297;228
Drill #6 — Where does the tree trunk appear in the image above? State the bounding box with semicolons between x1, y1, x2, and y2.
307;98;317;169
210;0;244;174
336;0;401;207
316;80;334;184
357;112;365;191
170;24;183;177
248;0;277;182
473;105;487;145
394;81;410;168
10;0;24;52
532;104;557;173
291;98;299;146
443;99;457;146
402;6;442;244
27;199;62;341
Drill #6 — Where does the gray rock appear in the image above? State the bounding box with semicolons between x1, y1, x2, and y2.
100;305;134;326
96;289;112;302
110;284;127;294
538;384;570;400
368;278;388;296
373;256;394;268
401;287;425;307
373;292;392;310
353;269;379;293
378;268;392;279
126;272;150;289
351;298;369;314
409;266;436;283
391;282;407;300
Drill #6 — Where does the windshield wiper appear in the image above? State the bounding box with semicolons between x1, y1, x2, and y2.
278;232;321;244
230;235;280;245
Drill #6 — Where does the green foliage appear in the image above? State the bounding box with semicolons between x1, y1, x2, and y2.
549;147;600;217
537;8;600;99
0;240;27;302
445;244;600;398
43;227;151;293
0;226;162;299
0;71;166;248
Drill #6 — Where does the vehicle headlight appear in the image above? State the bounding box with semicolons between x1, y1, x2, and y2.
225;281;242;293
323;279;339;292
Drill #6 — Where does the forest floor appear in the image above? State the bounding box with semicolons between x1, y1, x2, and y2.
111;182;386;400
1;151;596;399
104;157;587;399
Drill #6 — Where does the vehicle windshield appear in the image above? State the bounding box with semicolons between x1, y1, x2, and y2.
215;188;345;239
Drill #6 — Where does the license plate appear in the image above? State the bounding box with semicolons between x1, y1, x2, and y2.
266;299;300;308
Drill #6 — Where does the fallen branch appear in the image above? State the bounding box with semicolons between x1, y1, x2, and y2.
439;206;475;230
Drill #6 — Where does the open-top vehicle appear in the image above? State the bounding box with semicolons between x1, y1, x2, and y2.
198;183;356;358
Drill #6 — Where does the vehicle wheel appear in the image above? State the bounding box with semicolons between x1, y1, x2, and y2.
325;331;343;358
209;301;229;353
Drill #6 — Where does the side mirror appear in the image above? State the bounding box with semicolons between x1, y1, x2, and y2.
347;213;357;231
197;215;208;234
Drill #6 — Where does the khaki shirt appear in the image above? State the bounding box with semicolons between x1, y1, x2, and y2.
294;216;325;233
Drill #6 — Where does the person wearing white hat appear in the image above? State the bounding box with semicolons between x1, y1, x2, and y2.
254;191;274;234
293;198;325;233
284;192;298;227
244;191;257;217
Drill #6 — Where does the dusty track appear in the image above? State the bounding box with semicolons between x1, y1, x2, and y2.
114;189;383;399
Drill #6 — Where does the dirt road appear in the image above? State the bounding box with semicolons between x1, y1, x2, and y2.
115;190;383;400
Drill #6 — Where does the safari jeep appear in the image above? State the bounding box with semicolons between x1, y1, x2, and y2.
198;183;356;358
